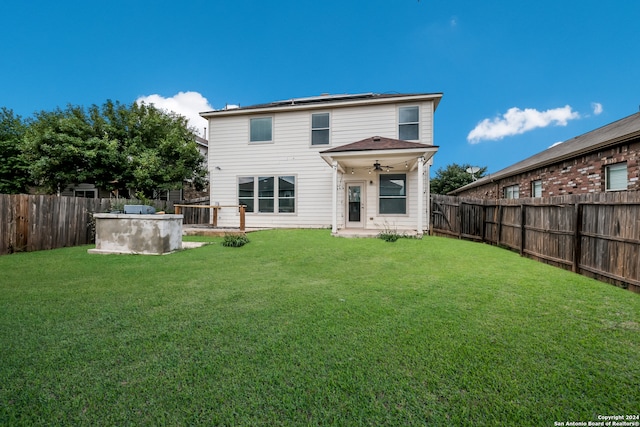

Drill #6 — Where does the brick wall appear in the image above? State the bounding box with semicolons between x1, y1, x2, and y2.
455;137;640;199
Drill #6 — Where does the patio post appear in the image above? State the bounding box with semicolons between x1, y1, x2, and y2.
417;156;425;236
331;161;338;234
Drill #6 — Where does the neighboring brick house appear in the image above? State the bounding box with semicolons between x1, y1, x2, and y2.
450;112;640;199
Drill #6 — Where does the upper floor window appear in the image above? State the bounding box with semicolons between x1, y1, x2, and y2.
605;162;627;191
531;180;542;197
504;184;520;199
311;113;330;145
399;106;419;140
250;117;272;143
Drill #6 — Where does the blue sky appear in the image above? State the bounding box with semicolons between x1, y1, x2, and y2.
2;0;639;175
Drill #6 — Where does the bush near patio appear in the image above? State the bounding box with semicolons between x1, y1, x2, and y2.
1;230;638;426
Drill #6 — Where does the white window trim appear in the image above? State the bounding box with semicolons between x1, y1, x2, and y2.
398;105;420;141
605;162;628;191
249;116;274;144
378;173;409;216
237;174;297;215
504;184;520;199
531;180;542;197
310;112;331;146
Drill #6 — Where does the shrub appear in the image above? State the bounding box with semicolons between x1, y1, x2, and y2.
222;233;250;247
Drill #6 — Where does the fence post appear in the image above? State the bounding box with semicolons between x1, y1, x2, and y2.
497;203;503;246
573;203;583;273
520;204;526;256
212;207;218;227
239;205;245;232
458;201;463;239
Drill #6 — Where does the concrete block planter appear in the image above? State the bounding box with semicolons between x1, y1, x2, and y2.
89;213;183;255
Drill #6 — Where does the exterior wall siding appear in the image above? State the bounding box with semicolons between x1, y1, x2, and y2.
207;99;436;229
456;138;640;199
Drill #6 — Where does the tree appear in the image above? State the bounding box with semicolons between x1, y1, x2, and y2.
430;163;487;195
0;108;31;194
22;101;207;197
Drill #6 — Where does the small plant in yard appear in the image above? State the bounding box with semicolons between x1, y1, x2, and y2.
222;233;250;247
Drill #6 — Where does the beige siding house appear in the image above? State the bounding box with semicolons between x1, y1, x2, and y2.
200;93;442;236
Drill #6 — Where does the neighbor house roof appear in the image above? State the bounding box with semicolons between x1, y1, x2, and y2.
200;92;443;118
451;112;640;194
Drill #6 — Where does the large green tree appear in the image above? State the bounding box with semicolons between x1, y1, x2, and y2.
0;108;31;194
22;100;207;197
430;163;487;195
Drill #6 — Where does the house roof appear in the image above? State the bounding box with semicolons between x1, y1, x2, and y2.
320;136;437;153
319;136;439;173
451;112;640;194
200;92;443;118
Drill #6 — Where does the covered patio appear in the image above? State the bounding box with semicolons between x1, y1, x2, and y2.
320;136;439;237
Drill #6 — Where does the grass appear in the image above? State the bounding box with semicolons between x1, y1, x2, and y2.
0;229;638;426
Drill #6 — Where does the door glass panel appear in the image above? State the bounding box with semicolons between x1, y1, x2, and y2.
348;185;361;222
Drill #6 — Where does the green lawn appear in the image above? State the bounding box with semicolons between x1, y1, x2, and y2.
1;230;638;426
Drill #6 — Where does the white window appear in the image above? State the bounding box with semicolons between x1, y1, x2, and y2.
399;106;419;140
238;177;255;212
379;174;406;214
238;175;296;213
605;163;627;191
311;113;330;145
504;184;520;199
250;117;272;143
532;180;542;197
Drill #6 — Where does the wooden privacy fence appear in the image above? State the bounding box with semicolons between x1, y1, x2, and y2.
174;204;246;231
431;192;640;293
0;194;209;256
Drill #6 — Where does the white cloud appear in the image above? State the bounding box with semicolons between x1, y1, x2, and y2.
467;105;580;144
136;91;213;136
592;102;603;115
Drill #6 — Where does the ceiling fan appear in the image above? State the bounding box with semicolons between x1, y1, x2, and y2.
373;160;393;171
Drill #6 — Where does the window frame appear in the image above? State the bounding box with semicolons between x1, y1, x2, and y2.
531;180;542;197
238;176;255;213
311;112;330;146
503;184;520;199
249;116;273;143
238;175;296;214
605;162;628;191
398;106;420;141
378;173;407;215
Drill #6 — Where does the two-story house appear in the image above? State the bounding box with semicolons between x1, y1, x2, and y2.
200;93;442;236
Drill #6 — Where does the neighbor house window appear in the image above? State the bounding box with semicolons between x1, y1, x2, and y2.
504;184;520;199
238;177;255;212
74;189;96;198
238;175;296;213
311;113;330;145
379;173;406;214
532;180;542;197
605;162;627;191
250;117;272;142
399;106;419;140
